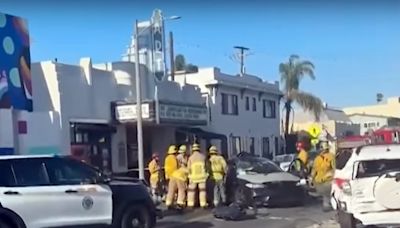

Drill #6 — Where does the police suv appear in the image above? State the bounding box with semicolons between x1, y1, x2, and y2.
331;144;400;228
0;155;158;228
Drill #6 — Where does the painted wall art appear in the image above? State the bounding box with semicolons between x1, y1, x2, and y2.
0;12;33;111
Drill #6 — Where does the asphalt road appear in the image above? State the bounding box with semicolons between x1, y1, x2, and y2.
157;200;339;228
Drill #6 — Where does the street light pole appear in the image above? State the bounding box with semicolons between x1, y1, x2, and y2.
134;19;145;180
134;14;181;180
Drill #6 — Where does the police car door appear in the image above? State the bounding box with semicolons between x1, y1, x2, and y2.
45;158;113;226
0;158;64;228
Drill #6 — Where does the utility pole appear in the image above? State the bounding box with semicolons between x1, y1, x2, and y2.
169;31;175;81
234;46;249;76
134;19;145;180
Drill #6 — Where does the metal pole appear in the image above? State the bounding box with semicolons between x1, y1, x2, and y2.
169;31;175;81
134;20;145;180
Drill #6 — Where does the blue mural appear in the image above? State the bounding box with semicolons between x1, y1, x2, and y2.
0;12;33;111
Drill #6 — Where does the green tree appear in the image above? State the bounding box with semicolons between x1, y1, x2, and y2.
185;64;198;73
279;55;323;135
174;54;199;73
175;54;186;71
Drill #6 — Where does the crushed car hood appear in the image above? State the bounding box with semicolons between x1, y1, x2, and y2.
237;172;300;184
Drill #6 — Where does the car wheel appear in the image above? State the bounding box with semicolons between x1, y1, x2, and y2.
121;205;152;228
337;210;355;228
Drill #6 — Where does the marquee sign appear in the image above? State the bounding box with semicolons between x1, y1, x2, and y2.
151;9;166;82
158;103;208;125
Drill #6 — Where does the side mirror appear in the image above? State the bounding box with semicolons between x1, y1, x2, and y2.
97;172;111;184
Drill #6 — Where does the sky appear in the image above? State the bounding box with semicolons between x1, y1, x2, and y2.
1;0;400;108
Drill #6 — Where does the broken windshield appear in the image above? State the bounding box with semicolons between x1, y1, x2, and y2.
237;156;282;174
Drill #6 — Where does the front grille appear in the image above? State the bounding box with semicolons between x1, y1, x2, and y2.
264;182;301;194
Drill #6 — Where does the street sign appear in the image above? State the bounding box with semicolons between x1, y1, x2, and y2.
308;123;321;138
151;9;166;82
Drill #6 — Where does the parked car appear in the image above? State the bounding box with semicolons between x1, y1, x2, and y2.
226;153;307;207
0;155;160;228
332;144;400;228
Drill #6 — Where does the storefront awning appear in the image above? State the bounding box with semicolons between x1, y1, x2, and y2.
177;127;226;140
71;123;116;133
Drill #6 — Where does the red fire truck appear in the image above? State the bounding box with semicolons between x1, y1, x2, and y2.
337;126;400;150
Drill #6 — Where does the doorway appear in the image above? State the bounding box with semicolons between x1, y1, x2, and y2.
70;123;115;174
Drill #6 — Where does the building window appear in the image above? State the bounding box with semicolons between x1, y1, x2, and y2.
245;97;250;111
221;93;239;115
222;93;229;114
274;137;279;157
263;100;276;118
231;136;241;155
250;137;255;155
364;123;368;128
252;97;257;111
262;137;271;159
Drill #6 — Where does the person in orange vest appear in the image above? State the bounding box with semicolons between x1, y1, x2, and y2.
208;146;227;207
148;153;161;202
187;143;209;209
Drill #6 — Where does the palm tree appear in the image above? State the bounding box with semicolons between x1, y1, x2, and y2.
279;55;323;136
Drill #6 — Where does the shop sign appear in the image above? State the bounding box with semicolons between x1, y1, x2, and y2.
115;104;150;121
159;103;207;123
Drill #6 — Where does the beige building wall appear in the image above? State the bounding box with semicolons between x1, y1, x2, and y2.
343;97;400;118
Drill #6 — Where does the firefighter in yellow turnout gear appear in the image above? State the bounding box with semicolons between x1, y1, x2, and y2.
164;145;178;182
311;141;335;212
148;153;161;202
187;144;209;208
209;146;227;207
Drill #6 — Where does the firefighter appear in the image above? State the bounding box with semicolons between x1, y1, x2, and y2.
148;153;161;202
167;154;189;209
292;141;309;178
177;145;187;165
311;141;335;212
187;143;209;208
209;145;227;207
164;145;178;182
297;141;309;166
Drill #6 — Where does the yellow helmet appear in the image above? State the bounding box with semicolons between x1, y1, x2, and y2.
209;146;218;154
192;143;200;152
178;145;187;154
167;145;177;154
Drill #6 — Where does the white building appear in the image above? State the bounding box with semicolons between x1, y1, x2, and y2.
174;67;282;159
348;113;400;135
30;58;208;174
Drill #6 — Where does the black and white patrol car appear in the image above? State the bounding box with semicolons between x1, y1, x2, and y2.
0;155;159;228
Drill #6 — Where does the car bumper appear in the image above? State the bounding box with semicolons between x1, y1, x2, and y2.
354;211;400;226
251;185;305;206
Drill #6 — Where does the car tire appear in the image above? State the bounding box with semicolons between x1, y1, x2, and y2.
0;219;12;228
120;205;152;228
337;210;355;228
235;186;251;207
